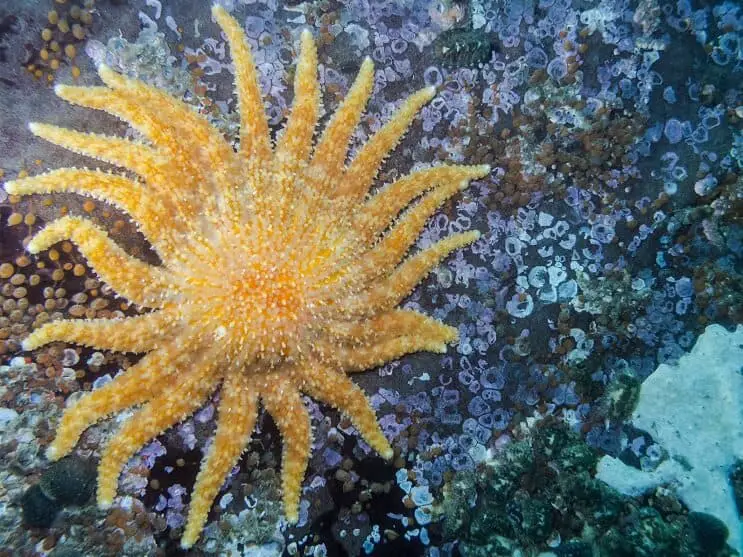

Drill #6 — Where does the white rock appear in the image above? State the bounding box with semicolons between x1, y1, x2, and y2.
597;324;743;553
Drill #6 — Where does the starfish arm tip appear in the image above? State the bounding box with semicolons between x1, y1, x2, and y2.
26;238;42;254
45;445;60;461
359;57;374;74
97;64;116;81
21;337;34;351
27;122;40;134
446;325;460;343
3;180;17;194
211;3;226;18
380;446;394;460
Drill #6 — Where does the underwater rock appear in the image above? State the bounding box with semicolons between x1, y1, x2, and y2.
436;418;741;556
553;540;594;557
596;369;641;422
39;455;96;506
21;455;96;530
684;512;730;555
21;484;60;529
48;547;84;557
732;462;743;520
437;421;621;554
571;270;651;338
597;324;743;553
600;507;682;557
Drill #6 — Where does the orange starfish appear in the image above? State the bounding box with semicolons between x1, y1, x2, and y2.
5;5;489;547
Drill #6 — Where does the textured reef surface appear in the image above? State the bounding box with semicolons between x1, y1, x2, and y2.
0;0;742;556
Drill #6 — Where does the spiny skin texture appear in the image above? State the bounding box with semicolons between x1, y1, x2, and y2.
5;5;490;548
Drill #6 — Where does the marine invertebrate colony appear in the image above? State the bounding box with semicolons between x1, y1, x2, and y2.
4;5;489;548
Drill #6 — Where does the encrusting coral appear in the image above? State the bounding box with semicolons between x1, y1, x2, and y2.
4;4;489;548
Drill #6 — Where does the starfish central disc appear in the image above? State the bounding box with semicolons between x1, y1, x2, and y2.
232;261;307;357
238;263;305;317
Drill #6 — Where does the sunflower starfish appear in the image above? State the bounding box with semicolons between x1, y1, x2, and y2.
5;5;489;548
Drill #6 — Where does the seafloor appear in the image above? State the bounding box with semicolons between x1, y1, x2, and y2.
0;0;741;556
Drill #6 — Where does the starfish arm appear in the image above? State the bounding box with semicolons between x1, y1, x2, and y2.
328;309;456;343
275;30;319;166
54;82;224;214
357;164;490;244
29;122;212;230
334;334;456;372
46;347;181;460
212;5;271;165
29;123;166;186
97;361;222;508
54;84;196;162
28;216;174;308
4;168;177;255
325;308;457;343
297;367;392;459
346;230;480;315
96;66;238;178
260;376;311;523
309;57;374;189
94;66;241;220
22;309;177;352
336;87;435;200
182;372;258;549
268;30;320;225
354;177;473;280
319;311;458;371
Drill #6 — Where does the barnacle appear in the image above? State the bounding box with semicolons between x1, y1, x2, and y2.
5;5;489;547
